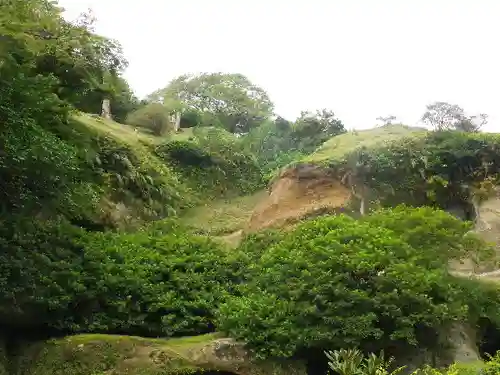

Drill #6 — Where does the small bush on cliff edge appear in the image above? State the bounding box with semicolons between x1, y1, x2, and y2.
217;206;493;359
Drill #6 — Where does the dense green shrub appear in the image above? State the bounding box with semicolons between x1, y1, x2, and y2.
0;218;88;331
328;130;500;210
218;207;492;359
324;348;493;375
362;205;493;266
241;120;305;173
126;103;173;136
155;127;263;197
75;229;238;337
240;111;346;173
0;218;238;337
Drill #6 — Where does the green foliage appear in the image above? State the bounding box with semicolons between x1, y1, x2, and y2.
0;218;88;330
126;103;174;136
324;349;493;375
241;111;345;173
325;348;405;375
362;206;493;266
317;130;500;210
50;117;190;226
155;127;264;198
241;119;305;173
0;0;101;219
217;207;492;359
149;72;274;133
0;217;237;337
74;229;238;337
412;361;487;374
421;101;488;132
75;75;141;123
292;109;347;153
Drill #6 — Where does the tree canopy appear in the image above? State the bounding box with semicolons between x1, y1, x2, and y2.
148;72;274;133
422;101;488;132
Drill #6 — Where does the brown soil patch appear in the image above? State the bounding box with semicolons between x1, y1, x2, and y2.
247;164;351;232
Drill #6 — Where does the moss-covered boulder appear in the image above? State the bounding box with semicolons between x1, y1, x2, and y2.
14;334;305;375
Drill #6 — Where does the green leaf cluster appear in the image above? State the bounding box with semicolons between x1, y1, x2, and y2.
326;130;500;209
155;127;264;198
0;218;238;337
217;206;495;359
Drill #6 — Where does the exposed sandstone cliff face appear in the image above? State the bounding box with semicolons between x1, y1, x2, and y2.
247;164;351;232
449;188;500;276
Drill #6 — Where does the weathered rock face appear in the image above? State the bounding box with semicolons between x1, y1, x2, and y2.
445;323;480;364
474;188;500;268
450;188;500;275
394;323;481;374
247;164;351;232
13;334;305;375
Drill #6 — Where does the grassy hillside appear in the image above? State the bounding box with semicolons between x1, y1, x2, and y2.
303;124;427;164
179;190;267;235
68;113;266;233
77;113;195;146
58;113;194;229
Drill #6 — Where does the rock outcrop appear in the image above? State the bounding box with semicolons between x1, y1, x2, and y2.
450;188;500;276
247;164;351;232
13;334;305;375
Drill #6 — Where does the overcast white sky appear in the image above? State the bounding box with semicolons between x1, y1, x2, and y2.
58;0;500;131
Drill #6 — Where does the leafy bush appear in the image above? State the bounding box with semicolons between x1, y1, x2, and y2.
241;120;304;173
0;218;238;337
362;205;493;267
324;349;491;375
75;229;239;337
327;130;500;210
0;218;88;331
325;348;405;375
126;103;173;135
217;207;492;359
155;127;263;197
292;109;347;153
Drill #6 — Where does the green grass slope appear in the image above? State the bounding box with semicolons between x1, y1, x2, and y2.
303;124;427;164
67;114;265;233
61;113;193;228
179;190;268;235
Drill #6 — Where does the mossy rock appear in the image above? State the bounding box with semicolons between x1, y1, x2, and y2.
14;334;305;375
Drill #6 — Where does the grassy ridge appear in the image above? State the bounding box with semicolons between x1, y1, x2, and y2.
303;124;426;164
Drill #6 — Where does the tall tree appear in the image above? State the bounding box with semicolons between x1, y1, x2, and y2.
148;73;274;133
422;102;465;130
455;113;488;133
291;109;346;153
422;101;487;132
0;0;128;215
376;115;397;126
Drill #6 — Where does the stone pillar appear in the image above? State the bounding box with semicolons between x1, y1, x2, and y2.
101;99;111;120
172;112;181;132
